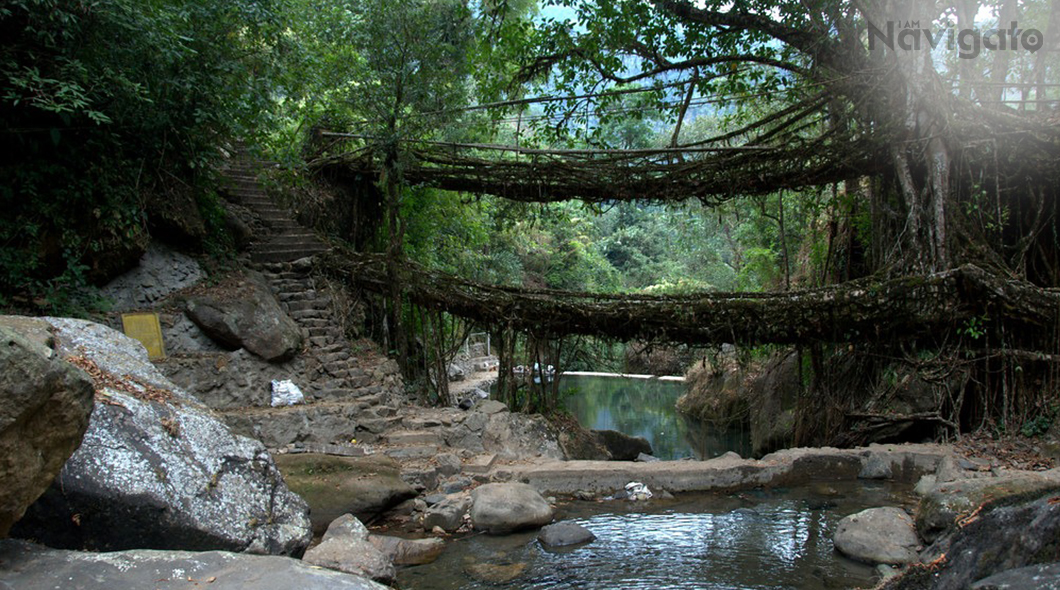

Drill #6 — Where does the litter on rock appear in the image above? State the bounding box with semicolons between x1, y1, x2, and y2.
270;379;305;407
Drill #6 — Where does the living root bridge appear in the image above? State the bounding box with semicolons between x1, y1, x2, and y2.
316;138;885;205
319;248;1060;347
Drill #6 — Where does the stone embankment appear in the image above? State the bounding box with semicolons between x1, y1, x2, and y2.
506;444;948;496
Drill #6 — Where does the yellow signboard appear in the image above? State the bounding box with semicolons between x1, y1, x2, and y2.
121;313;166;360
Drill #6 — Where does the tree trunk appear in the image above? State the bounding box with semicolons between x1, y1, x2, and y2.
382;151;409;374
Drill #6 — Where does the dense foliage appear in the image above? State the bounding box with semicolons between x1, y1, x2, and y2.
0;0;288;312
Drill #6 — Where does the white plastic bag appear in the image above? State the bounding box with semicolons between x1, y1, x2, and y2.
624;481;653;501
270;379;304;407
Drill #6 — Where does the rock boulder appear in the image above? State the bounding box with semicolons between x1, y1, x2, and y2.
0;539;387;590
423;494;472;533
482;412;564;460
186;272;302;362
916;473;1060;542
100;242;204;312
833;507;919;565
881;487;1060;590
538;521;596;548
303;515;395;585
368;535;445;565
9;318;311;555
0;319;95;537
970;563;1060;590
470;483;553;534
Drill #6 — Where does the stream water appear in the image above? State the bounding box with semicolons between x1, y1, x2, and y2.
561;374;751;460
398;480;915;590
397;376;906;589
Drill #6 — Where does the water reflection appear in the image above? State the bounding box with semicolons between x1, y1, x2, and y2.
561;375;751;460
397;481;911;590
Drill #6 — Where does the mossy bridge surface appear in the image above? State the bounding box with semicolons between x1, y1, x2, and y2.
319;247;1060;349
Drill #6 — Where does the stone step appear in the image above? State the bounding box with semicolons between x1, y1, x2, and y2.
357;393;384;406
252;240;327;253
230;189;269;199
247;202;283;212
308;327;343;338
371;405;399;418
463;454;498;474
258;219;301;229
255;261;291;273
225;180;261;192
259;219;301;229
270;278;312;289
403;416;445;430
307;336;331;347
285;298;332;313
252;208;292;217
383;446;440;460
358;416;404;435
312;387;360;402
252;249;325;264
259;239;325;250
242;200;277;209
279;291;319;303
267;234;323;246
322;366;349;379
253;244;327;258
262;242;321;255
385;430;444;446
289;308;328;321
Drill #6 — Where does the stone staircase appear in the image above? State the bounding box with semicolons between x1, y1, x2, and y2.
255;258;406;434
211;153;406;447
222;155;327;264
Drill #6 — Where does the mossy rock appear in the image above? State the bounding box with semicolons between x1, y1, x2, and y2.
275;453;417;534
916;475;1060;543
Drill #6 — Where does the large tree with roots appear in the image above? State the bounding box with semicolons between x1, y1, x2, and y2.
319;0;1060;439
519;0;1060;278
511;0;1060;437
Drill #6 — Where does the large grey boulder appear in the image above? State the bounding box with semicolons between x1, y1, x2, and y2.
368;534;445;565
100;242;205;312
186;271;303;362
470;483;553;534
538;521;596;548
9;318;311;555
916;472;1060;542
833;506;919;565
880;488;1060;590
303;514;395;585
482;412;564;460
971;563;1060;589
0;319;95;537
423;494;472;533
0;539;387;590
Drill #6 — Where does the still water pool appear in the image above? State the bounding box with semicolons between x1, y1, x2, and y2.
397;480;914;590
561;374;751;460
